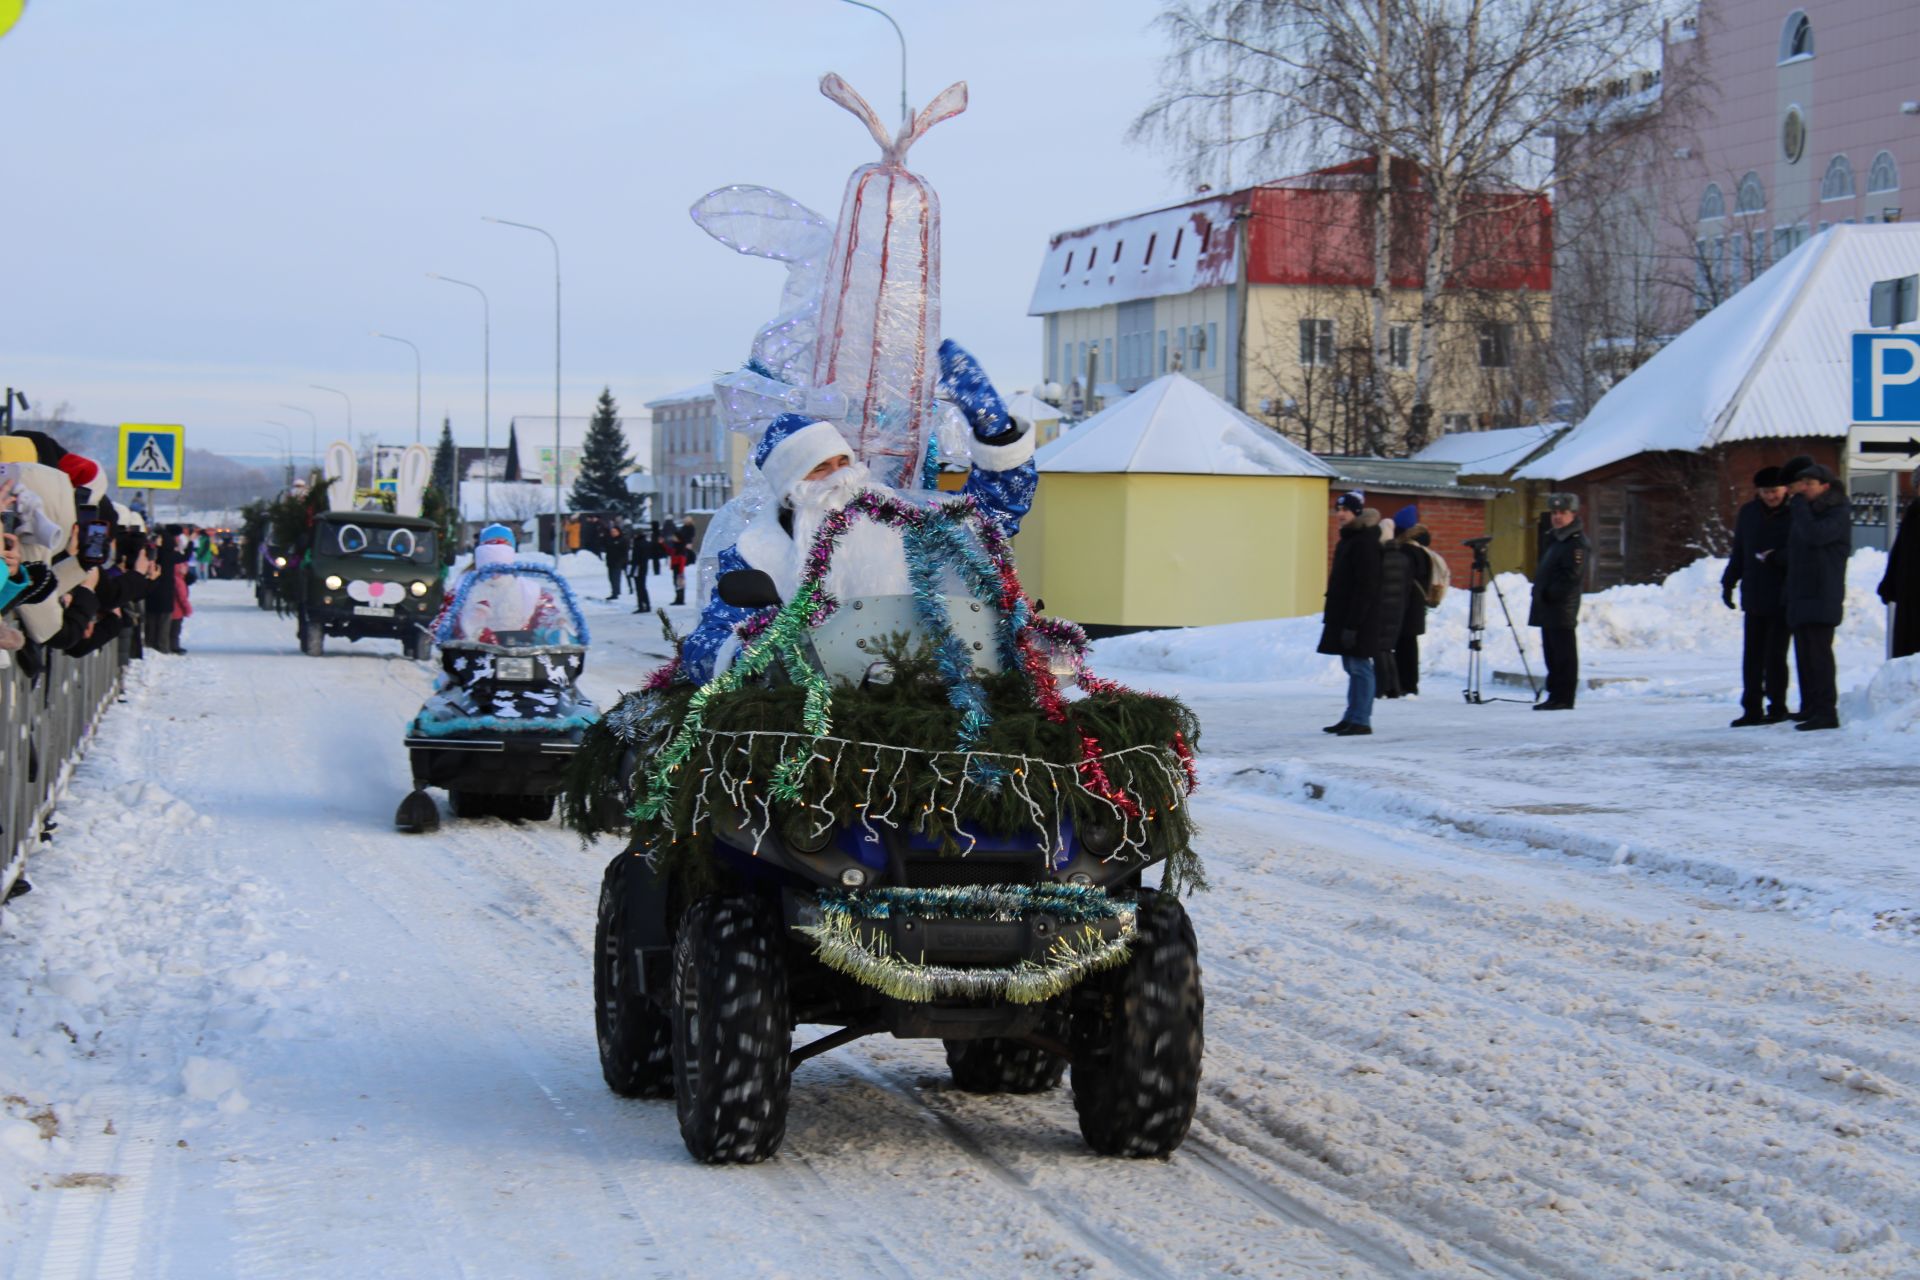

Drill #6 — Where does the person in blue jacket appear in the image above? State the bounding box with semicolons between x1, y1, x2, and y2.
678;341;1036;685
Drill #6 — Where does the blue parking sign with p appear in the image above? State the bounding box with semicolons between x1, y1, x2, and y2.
1852;332;1920;423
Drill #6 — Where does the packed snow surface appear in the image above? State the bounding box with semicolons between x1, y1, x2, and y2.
3;557;1918;1278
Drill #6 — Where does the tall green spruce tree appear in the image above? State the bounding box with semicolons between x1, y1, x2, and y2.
569;388;640;517
430;416;457;498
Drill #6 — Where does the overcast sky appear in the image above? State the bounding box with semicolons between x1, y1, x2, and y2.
0;0;1190;462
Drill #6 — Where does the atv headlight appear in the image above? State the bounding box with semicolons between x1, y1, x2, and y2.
324;574;344;590
1077;815;1122;857
409;580;428;597
495;656;536;682
780;808;834;855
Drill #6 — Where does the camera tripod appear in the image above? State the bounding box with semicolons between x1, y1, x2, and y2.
1462;538;1541;704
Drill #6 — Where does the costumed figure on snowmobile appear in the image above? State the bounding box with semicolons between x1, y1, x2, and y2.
567;73;1205;1166
395;523;598;831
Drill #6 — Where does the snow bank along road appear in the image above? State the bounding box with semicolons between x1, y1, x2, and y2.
3;580;1917;1278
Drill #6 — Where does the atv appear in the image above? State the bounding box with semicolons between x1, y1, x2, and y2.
588;571;1203;1164
395;559;597;831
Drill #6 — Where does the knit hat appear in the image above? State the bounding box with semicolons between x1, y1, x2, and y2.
1753;466;1784;488
1390;503;1419;532
478;522;516;547
1779;455;1815;485
1335;490;1365;515
0;436;34;464
753;414;852;502
57;454;101;491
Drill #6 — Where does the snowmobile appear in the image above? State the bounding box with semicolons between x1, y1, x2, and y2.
587;569;1204;1165
395;559;597;831
294;510;444;659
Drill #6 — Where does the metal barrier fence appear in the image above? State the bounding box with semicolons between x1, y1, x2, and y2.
1;627;131;905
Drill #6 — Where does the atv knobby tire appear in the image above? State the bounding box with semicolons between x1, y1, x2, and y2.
945;1015;1069;1094
299;617;325;656
1071;892;1203;1157
594;855;672;1098
671;894;791;1164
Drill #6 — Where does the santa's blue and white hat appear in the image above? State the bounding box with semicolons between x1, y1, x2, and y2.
754;413;853;501
478;522;516;547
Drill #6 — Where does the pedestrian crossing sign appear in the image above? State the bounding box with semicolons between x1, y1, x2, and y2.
118;423;184;490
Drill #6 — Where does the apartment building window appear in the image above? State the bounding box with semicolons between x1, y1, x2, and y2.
1174;325;1187;369
1207;322;1218;369
1821;154;1855;202
1734;173;1766;215
1077;341;1088;383
1699;184;1725;221
1388;324;1411;370
1299;318;1335;367
1117;299;1155;385
1869;151;1900;195
1158;329;1168;373
1188;325;1204;369
1477;322;1515;369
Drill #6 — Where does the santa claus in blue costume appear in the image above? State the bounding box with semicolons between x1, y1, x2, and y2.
678;341;1035;684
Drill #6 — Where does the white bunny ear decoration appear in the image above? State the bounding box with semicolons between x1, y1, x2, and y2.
819;74;896;157
895;82;967;160
323;441;357;512
819;74;967;164
394;443;432;518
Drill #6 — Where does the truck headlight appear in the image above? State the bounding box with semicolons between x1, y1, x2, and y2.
324;574;343;590
273;556;287;568
409;580;428;597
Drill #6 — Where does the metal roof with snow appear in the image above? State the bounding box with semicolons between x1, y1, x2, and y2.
1028;195;1241;316
1411;424;1568;476
1034;373;1336;477
1004;390;1064;425
1516;223;1920;481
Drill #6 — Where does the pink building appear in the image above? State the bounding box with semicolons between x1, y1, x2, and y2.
1555;1;1920;409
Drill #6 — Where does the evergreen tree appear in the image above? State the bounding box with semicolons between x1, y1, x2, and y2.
569;387;641;517
430;416;457;498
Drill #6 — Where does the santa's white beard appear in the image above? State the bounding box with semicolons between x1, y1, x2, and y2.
786;464;953;600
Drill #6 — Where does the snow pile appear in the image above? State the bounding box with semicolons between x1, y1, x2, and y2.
1101;549;1895;701
1844;654;1920;735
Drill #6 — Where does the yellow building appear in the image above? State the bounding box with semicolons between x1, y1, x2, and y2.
1016;373;1336;632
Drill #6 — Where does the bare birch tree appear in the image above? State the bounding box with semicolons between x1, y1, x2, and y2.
1135;0;1692;447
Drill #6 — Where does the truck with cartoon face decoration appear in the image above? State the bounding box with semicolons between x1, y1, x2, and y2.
294;509;444;659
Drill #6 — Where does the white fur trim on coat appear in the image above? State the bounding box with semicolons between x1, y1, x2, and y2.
966;425;1034;473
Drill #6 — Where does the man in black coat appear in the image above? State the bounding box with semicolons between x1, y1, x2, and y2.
1316;492;1383;735
603;518;629;601
1880;495;1920;659
1722;466;1793;725
1529;493;1590;710
1372;518;1410;698
1782;460;1851;730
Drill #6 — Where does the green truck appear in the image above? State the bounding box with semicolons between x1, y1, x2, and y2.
295;510;444;658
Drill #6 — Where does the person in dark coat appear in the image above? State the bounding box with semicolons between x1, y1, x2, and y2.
603;519;629;600
1880;494;1920;659
1721;466;1794;725
1528;493;1590;710
1782;460;1851;730
1372;516;1410;699
144;526;183;653
1316;493;1383;735
1394;521;1435;696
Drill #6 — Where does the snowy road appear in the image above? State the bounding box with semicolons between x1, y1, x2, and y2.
4;579;1918;1278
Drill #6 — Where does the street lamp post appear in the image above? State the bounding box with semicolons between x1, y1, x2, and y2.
838;0;908;125
371;331;423;443
262;421;296;487
276;402;319;473
428;273;491;523
483;216;563;567
309;383;354;482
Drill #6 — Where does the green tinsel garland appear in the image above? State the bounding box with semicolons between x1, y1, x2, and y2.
797;885;1137;1004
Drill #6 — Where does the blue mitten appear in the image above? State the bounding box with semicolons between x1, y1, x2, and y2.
938;339;1018;444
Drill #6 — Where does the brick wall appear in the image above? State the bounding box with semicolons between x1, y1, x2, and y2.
1324;486;1493;584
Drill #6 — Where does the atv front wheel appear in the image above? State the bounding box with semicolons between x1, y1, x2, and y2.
595;855;672;1098
671;894;791;1163
1071;892;1203;1157
409;629;435;661
945;1014;1069;1094
299;617;325;656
